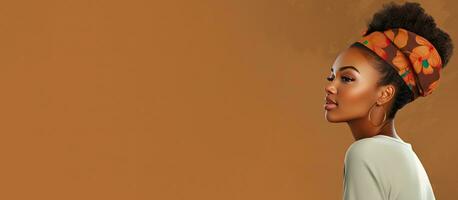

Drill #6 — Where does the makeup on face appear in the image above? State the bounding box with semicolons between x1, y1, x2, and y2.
324;47;385;124
324;65;361;110
328;66;360;81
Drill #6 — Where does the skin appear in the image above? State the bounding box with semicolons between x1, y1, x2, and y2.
324;46;403;141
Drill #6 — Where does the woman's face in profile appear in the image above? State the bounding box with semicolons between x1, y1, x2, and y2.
324;47;383;122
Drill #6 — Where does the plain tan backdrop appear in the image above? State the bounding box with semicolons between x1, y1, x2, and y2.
0;0;456;199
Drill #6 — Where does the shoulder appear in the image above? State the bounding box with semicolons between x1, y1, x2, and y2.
344;137;390;164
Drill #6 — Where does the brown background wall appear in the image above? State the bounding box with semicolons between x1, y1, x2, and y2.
0;0;456;199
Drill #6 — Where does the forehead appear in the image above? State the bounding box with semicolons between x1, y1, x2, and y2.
331;47;377;74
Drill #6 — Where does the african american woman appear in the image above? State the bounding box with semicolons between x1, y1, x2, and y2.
324;2;454;200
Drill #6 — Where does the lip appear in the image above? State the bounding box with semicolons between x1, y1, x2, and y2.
325;96;337;104
324;96;338;110
324;102;338;110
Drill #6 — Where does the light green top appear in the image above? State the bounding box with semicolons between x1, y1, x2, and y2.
343;134;435;200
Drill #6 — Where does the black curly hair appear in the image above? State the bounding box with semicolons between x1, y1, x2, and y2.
350;1;454;120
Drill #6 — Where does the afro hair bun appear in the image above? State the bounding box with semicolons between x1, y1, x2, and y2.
363;1;454;68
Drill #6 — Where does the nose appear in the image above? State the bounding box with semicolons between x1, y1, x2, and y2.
325;81;337;95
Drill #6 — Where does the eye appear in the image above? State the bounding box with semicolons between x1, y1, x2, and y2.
341;76;354;82
326;75;334;81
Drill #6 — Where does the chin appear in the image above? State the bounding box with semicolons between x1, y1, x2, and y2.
324;110;344;123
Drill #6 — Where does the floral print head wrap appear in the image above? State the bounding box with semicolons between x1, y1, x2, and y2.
355;28;442;101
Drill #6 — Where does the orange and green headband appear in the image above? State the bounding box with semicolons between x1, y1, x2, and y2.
355;28;442;101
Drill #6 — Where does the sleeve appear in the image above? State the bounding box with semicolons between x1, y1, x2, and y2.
343;144;386;200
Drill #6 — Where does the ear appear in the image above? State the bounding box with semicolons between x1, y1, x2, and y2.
377;84;396;105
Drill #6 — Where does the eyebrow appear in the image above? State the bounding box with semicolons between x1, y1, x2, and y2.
331;65;360;73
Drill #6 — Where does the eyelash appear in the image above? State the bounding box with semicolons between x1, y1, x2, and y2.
326;75;354;83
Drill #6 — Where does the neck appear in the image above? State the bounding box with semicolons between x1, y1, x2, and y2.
347;117;399;141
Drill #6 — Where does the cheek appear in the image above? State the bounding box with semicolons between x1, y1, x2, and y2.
338;83;375;113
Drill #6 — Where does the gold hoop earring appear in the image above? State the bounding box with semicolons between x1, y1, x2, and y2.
368;104;387;127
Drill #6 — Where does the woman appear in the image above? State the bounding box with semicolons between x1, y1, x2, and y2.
324;2;453;200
